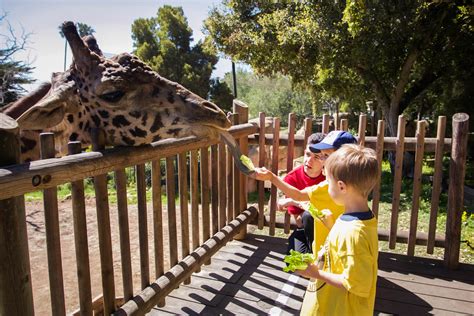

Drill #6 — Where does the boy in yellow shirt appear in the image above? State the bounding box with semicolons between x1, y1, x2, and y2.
253;130;357;252
297;144;379;315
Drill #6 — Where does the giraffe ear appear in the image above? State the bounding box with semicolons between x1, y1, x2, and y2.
17;94;69;130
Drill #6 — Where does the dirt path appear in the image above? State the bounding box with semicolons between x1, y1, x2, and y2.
26;198;175;315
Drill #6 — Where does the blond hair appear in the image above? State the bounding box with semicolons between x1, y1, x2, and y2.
324;144;379;197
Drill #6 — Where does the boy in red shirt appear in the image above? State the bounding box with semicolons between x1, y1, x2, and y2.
278;133;326;254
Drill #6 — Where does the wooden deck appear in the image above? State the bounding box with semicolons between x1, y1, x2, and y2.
150;234;474;315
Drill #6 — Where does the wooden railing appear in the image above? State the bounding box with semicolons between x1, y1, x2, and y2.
248;112;469;270
0;103;469;315
0;101;256;315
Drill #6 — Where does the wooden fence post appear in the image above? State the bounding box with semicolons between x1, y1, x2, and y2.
444;113;469;269
0;113;34;315
234;100;249;240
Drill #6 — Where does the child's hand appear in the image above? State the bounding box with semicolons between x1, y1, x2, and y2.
251;167;273;181
320;209;334;229
297;262;320;279
277;198;301;211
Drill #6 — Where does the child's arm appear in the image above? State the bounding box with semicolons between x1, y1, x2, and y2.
320;209;335;230
253;167;309;201
298;263;345;289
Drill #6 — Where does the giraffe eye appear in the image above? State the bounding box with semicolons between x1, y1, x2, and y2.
99;90;125;103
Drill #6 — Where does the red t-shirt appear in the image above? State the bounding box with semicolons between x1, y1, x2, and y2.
283;165;325;215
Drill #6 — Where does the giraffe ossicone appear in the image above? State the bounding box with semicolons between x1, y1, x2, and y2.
4;21;231;162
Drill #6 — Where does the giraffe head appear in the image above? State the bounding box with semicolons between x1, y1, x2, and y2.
15;21;231;160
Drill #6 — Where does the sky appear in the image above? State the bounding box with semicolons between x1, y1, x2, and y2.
1;0;235;92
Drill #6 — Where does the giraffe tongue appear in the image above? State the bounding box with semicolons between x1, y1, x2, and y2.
219;130;255;176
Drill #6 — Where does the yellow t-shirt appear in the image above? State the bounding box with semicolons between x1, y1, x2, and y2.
307;181;345;253
312;213;379;316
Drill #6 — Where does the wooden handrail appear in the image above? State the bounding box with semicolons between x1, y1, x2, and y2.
0;124;258;200
248;134;452;152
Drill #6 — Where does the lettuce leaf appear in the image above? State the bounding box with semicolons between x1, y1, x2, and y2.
239;154;255;171
307;203;324;219
283;250;315;272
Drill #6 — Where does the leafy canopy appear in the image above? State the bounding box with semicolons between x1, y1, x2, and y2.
131;5;233;108
205;1;474;135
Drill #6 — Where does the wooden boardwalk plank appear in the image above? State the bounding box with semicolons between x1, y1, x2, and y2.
152;233;474;316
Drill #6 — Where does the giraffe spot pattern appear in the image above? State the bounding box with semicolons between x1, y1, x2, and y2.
21;138;37;153
91;114;101;127
98;110;109;118
129;126;147;138
112;115;131;127
150;114;164;133
69;132;79;141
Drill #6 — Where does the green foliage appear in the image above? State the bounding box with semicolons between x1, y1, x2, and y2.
0;15;35;107
223;68;313;125
205;1;474;135
283;250;314;272
132;5;222;101
208;77;234;112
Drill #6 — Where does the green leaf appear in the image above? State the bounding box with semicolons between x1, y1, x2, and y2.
282;250;314;273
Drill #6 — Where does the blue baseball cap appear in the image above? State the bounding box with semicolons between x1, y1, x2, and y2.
309;130;357;152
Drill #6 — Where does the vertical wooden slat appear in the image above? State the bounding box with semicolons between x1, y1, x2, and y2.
303;117;312;153
200;148;211;251
445;113;469;269
371;120;385;218
178;152;190;284
151;160;164;278
234;101;249;240
68;142;93;316
67;142;93;315
136;164;149;289
257;112;266;229
232;114;241;220
389;115;406;249
40;133;66;316
358;114;367;146
166;156;178;268
218;142;227;229
340;118;348;131
427;116;446;254
200;147;211;266
190;150;200;250
151;159;164;307
0;114;34;315
114;166;133;301
284;113;296;234
226;143;234;224
91;129;115;314
210;145;219;234
322;114;330;134
269;117;281;236
407;121;426;256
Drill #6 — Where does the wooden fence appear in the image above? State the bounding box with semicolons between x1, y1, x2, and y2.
0;102;469;315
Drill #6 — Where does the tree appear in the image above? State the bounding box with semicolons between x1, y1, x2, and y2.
223;68;313;125
209;77;234;112
58;22;95;71
131;5;221;101
0;15;35;107
205;1;474;136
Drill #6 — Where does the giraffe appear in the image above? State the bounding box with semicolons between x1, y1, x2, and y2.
3;21;231;162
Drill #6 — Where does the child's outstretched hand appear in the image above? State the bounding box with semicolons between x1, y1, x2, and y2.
251;167;273;181
297;262;321;280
